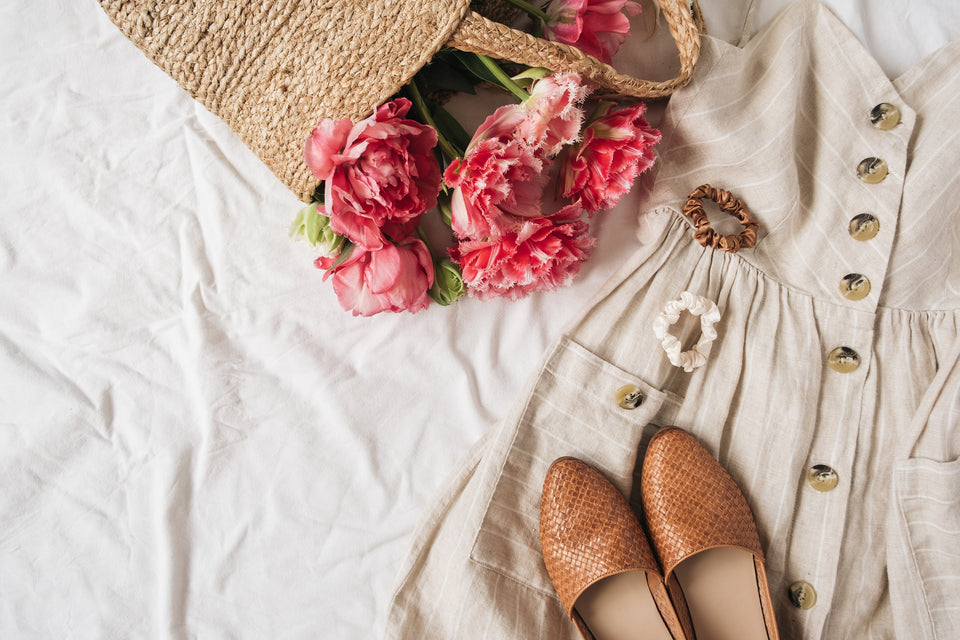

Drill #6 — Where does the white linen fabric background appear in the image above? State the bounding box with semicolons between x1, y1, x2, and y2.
0;0;956;638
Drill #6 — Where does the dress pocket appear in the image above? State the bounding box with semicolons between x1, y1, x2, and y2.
468;336;680;597
891;456;960;639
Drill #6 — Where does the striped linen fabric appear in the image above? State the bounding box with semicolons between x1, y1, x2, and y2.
385;2;960;638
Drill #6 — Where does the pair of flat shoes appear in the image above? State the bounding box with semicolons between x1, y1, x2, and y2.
540;427;779;640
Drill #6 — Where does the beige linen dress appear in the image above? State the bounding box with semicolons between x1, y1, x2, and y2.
385;2;960;638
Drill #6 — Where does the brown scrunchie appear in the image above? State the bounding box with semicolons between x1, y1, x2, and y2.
682;184;759;253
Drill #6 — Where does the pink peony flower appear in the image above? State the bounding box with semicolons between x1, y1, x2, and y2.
519;72;590;157
318;237;435;317
304;98;441;250
450;215;595;300
445;135;547;239
561;101;660;213
543;0;641;65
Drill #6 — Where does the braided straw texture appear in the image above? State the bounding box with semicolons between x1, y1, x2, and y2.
98;0;472;202
539;458;659;617
98;0;699;202
682;184;759;252
641;427;763;579
450;0;701;100
469;0;520;26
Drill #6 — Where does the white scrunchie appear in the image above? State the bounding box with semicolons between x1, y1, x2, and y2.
652;291;721;372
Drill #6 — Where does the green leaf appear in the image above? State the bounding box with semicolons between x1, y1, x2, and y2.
436;191;454;227
415;57;478;95
290;207;307;238
327;241;355;271
451;51;504;86
404;80;464;161
511;67;552;90
305;205;322;245
428;100;472;155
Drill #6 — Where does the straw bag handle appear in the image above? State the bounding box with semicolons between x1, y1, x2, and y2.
448;0;702;99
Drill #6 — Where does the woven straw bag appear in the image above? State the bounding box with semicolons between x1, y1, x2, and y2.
98;0;702;202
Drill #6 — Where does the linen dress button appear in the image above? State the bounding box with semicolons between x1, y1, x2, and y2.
789;581;818;610
615;384;644;409
857;157;888;183
870;103;901;130
849;213;880;241
839;273;871;300
807;465;839;492
827;347;860;373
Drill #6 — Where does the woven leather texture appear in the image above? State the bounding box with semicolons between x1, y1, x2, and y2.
641;427;763;578
540;457;658;616
641;427;781;639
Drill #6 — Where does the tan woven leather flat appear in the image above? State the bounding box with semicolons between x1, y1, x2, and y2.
540;457;687;640
641;427;780;640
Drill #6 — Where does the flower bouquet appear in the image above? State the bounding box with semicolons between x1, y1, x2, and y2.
99;0;700;316
292;0;663;316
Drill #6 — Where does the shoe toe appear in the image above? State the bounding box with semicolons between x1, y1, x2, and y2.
540;457;658;617
641;427;762;578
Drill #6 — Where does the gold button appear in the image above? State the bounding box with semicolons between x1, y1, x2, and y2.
839;273;871;301
615;384;644;410
870;103;901;130
807;465;839;492
849;213;880;241
857;157;888;184
789;581;818;610
827;347;860;373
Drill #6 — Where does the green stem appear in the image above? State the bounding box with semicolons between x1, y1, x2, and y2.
501;0;550;23
416;224;432;250
585;100;617;126
477;54;531;102
327;240;355;270
436;191;453;227
406;80;462;160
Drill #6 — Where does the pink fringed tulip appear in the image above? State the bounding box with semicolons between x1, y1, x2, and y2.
543;0;642;64
445;73;590;239
450;215;594;300
445;134;547;239
304;99;441;250
519;72;590;157
469;103;528;149
561;101;660;213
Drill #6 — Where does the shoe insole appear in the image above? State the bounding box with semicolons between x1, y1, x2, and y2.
674;547;768;640
575;570;673;640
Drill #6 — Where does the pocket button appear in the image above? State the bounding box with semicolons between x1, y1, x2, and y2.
615;384;644;409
